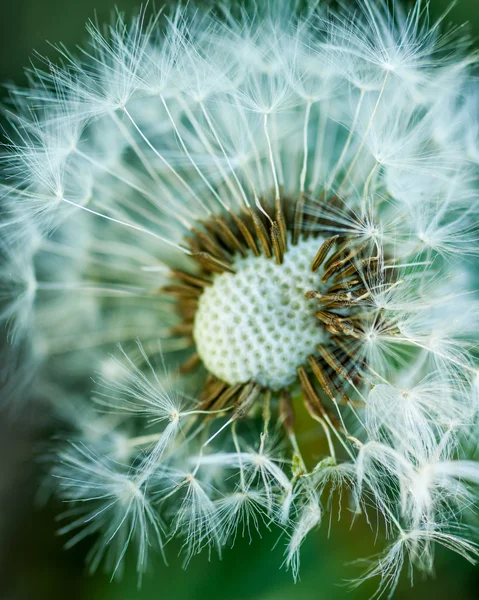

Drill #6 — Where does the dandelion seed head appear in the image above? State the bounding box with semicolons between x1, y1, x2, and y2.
1;0;479;595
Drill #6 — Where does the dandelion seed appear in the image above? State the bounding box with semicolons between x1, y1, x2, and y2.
54;442;164;582
285;492;322;580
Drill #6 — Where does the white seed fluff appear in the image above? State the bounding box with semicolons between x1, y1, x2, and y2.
194;236;327;389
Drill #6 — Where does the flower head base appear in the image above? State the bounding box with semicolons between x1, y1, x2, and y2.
193;233;326;389
171;194;389;399
1;1;479;597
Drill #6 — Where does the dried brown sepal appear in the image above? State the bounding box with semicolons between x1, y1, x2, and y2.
209;383;243;413
271;222;284;265
333;257;378;282
191;227;232;262
170;269;212;288
325;323;342;335
212;216;248;257
170;322;194;336
298;366;329;420
317;344;355;386
327;278;361;293
304;290;322;299
275;196;288;251
161;284;202;298
311;235;339;272
321;255;352;282
231;211;260;256
307;355;337;402
316;292;353;305
233;382;262;419
199;375;227;407
176;299;198;320
315;310;342;327
190;252;237;274
250;209;272;258
299;364;344;433
333;338;367;381
335;318;359;337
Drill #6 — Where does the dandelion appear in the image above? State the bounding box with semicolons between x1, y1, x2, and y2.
1;0;479;595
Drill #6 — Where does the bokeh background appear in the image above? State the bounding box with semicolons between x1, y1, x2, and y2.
0;1;478;599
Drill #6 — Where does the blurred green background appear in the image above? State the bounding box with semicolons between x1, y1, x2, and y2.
1;1;478;599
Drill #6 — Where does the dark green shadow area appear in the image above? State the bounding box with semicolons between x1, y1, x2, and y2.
86;516;479;600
